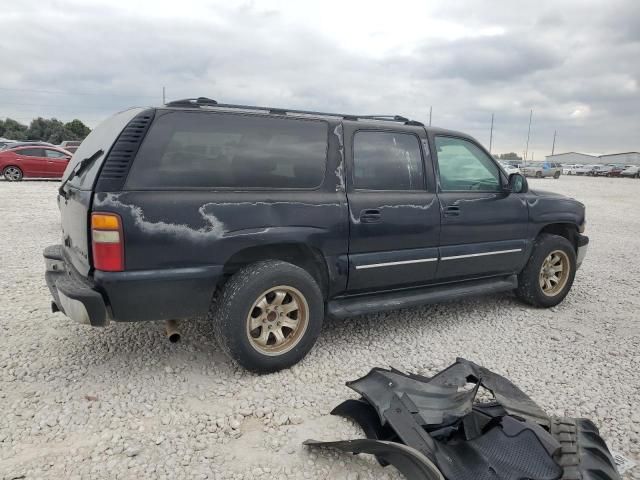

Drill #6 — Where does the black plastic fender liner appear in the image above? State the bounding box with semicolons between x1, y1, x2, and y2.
330;399;398;466
303;439;444;480
428;358;551;427
345;367;476;428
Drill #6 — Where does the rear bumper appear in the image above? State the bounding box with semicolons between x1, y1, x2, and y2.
44;245;222;325
576;234;589;269
44;245;109;326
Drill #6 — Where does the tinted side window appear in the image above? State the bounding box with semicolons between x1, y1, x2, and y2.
352;131;424;190
17;148;44;157
435;136;500;192
126;112;328;189
44;149;67;158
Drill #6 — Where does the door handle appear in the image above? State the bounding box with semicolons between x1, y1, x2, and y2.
360;209;382;223
444;205;460;216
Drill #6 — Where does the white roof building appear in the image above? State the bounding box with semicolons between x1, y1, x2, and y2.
546;151;640;165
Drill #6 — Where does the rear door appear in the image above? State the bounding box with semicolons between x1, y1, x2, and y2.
344;124;440;292
58;107;150;276
433;135;529;281
43;148;70;177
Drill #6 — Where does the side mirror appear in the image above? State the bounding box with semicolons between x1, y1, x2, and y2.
506;173;528;194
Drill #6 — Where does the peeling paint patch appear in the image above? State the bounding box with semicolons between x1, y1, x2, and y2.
99;193;226;241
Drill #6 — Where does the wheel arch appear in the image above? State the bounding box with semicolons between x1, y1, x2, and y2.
536;223;579;251
222;243;330;299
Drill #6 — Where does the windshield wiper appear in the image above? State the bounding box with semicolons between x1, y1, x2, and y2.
58;149;104;198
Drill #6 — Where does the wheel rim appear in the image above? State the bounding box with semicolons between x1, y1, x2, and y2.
246;285;309;356
539;250;570;296
4;167;21;181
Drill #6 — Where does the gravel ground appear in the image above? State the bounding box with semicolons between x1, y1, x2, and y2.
1;176;639;480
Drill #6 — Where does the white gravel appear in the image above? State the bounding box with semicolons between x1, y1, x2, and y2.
0;176;639;479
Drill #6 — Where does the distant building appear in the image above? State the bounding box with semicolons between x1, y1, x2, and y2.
544;152;600;165
546;151;640;165
599;152;640;165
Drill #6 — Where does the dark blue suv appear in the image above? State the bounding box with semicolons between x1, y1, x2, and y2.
45;98;589;372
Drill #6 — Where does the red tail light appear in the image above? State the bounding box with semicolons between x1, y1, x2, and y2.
91;212;124;271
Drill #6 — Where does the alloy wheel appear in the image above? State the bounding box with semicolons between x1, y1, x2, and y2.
539;250;570;296
4;167;21;181
246;285;309;356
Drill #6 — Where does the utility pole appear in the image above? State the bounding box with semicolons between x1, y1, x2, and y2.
162;86;166;105
429;106;432;127
489;113;494;154
551;130;557;156
524;109;533;166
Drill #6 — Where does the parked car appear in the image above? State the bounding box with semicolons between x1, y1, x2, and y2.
521;161;562;178
58;140;82;153
604;164;626;177
574;165;595;175
586;164;605;176
593;165;614;176
44;98;588;372
0;146;72;181
562;164;583;175
498;161;520;175
621;165;640;178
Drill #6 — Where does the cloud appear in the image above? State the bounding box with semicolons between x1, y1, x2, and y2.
0;0;638;156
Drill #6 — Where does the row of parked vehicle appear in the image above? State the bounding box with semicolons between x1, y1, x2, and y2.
497;160;640;179
561;163;640;177
0;140;76;181
498;161;563;178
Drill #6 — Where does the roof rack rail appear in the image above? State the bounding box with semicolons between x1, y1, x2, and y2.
163;98;424;126
165;97;218;107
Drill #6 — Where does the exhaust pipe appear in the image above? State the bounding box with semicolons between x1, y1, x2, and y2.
165;319;181;343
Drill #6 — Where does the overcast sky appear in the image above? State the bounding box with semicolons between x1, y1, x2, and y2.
1;0;638;157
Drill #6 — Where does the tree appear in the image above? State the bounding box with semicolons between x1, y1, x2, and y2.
498;152;522;160
64;119;91;139
1;117;91;142
0;118;28;140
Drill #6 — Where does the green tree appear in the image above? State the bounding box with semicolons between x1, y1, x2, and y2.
64;119;91;139
0;118;28;140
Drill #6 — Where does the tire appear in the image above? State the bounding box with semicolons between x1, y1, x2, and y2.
554;171;560;179
515;233;577;307
210;260;324;373
3;166;23;181
535;171;542;178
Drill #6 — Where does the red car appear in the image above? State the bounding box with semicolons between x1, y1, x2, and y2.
1;146;72;181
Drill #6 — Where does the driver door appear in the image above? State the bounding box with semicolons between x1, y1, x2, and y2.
433;135;529;281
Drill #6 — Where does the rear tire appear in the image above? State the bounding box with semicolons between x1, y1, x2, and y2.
535;171;542;178
3;166;23;181
516;234;576;307
553;172;560;179
210;260;324;373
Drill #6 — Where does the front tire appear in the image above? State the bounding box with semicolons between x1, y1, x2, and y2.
553;171;560;179
516;234;577;307
211;260;324;373
535;171;542;178
3;166;23;181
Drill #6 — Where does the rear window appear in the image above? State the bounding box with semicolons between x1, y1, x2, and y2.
63;107;147;190
125;111;328;190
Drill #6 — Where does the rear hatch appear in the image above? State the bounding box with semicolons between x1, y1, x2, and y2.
58;107;149;277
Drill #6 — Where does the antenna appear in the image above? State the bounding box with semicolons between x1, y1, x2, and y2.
551;130;557;156
489;113;494;154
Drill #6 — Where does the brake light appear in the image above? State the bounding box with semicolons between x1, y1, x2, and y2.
91;212;124;271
